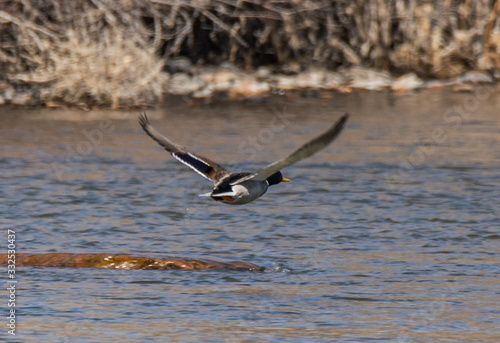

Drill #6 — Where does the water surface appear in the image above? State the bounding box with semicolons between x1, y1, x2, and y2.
1;89;500;342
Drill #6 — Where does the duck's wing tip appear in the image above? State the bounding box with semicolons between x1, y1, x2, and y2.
247;113;349;182
138;112;149;128
138;112;231;184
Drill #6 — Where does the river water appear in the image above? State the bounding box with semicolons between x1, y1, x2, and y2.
2;88;500;342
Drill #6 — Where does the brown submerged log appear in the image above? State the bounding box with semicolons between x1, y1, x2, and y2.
0;253;261;271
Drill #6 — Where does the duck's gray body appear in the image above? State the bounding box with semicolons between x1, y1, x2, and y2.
139;112;348;205
204;179;270;205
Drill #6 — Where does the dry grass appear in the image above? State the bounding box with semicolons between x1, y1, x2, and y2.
0;0;168;108
15;29;167;108
0;0;499;107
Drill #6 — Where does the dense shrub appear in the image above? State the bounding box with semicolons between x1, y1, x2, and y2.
1;0;499;106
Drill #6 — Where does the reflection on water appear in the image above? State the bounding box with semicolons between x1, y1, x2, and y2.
1;89;500;342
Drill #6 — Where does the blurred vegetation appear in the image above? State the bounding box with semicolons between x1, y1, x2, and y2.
1;0;499;107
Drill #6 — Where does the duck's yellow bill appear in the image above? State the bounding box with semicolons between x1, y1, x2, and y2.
282;177;290;182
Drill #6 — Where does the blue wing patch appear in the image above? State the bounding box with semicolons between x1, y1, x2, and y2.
173;152;213;178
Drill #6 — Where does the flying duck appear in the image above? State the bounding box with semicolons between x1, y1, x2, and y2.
139;112;348;205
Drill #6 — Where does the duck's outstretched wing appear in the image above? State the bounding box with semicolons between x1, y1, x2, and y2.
243;113;349;183
139;113;231;184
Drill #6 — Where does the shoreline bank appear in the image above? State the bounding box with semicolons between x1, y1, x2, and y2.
2;1;500;109
1;66;498;109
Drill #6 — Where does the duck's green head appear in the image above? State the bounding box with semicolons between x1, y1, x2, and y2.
266;171;290;186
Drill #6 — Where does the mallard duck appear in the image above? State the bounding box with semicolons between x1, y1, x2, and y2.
139;112;348;205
